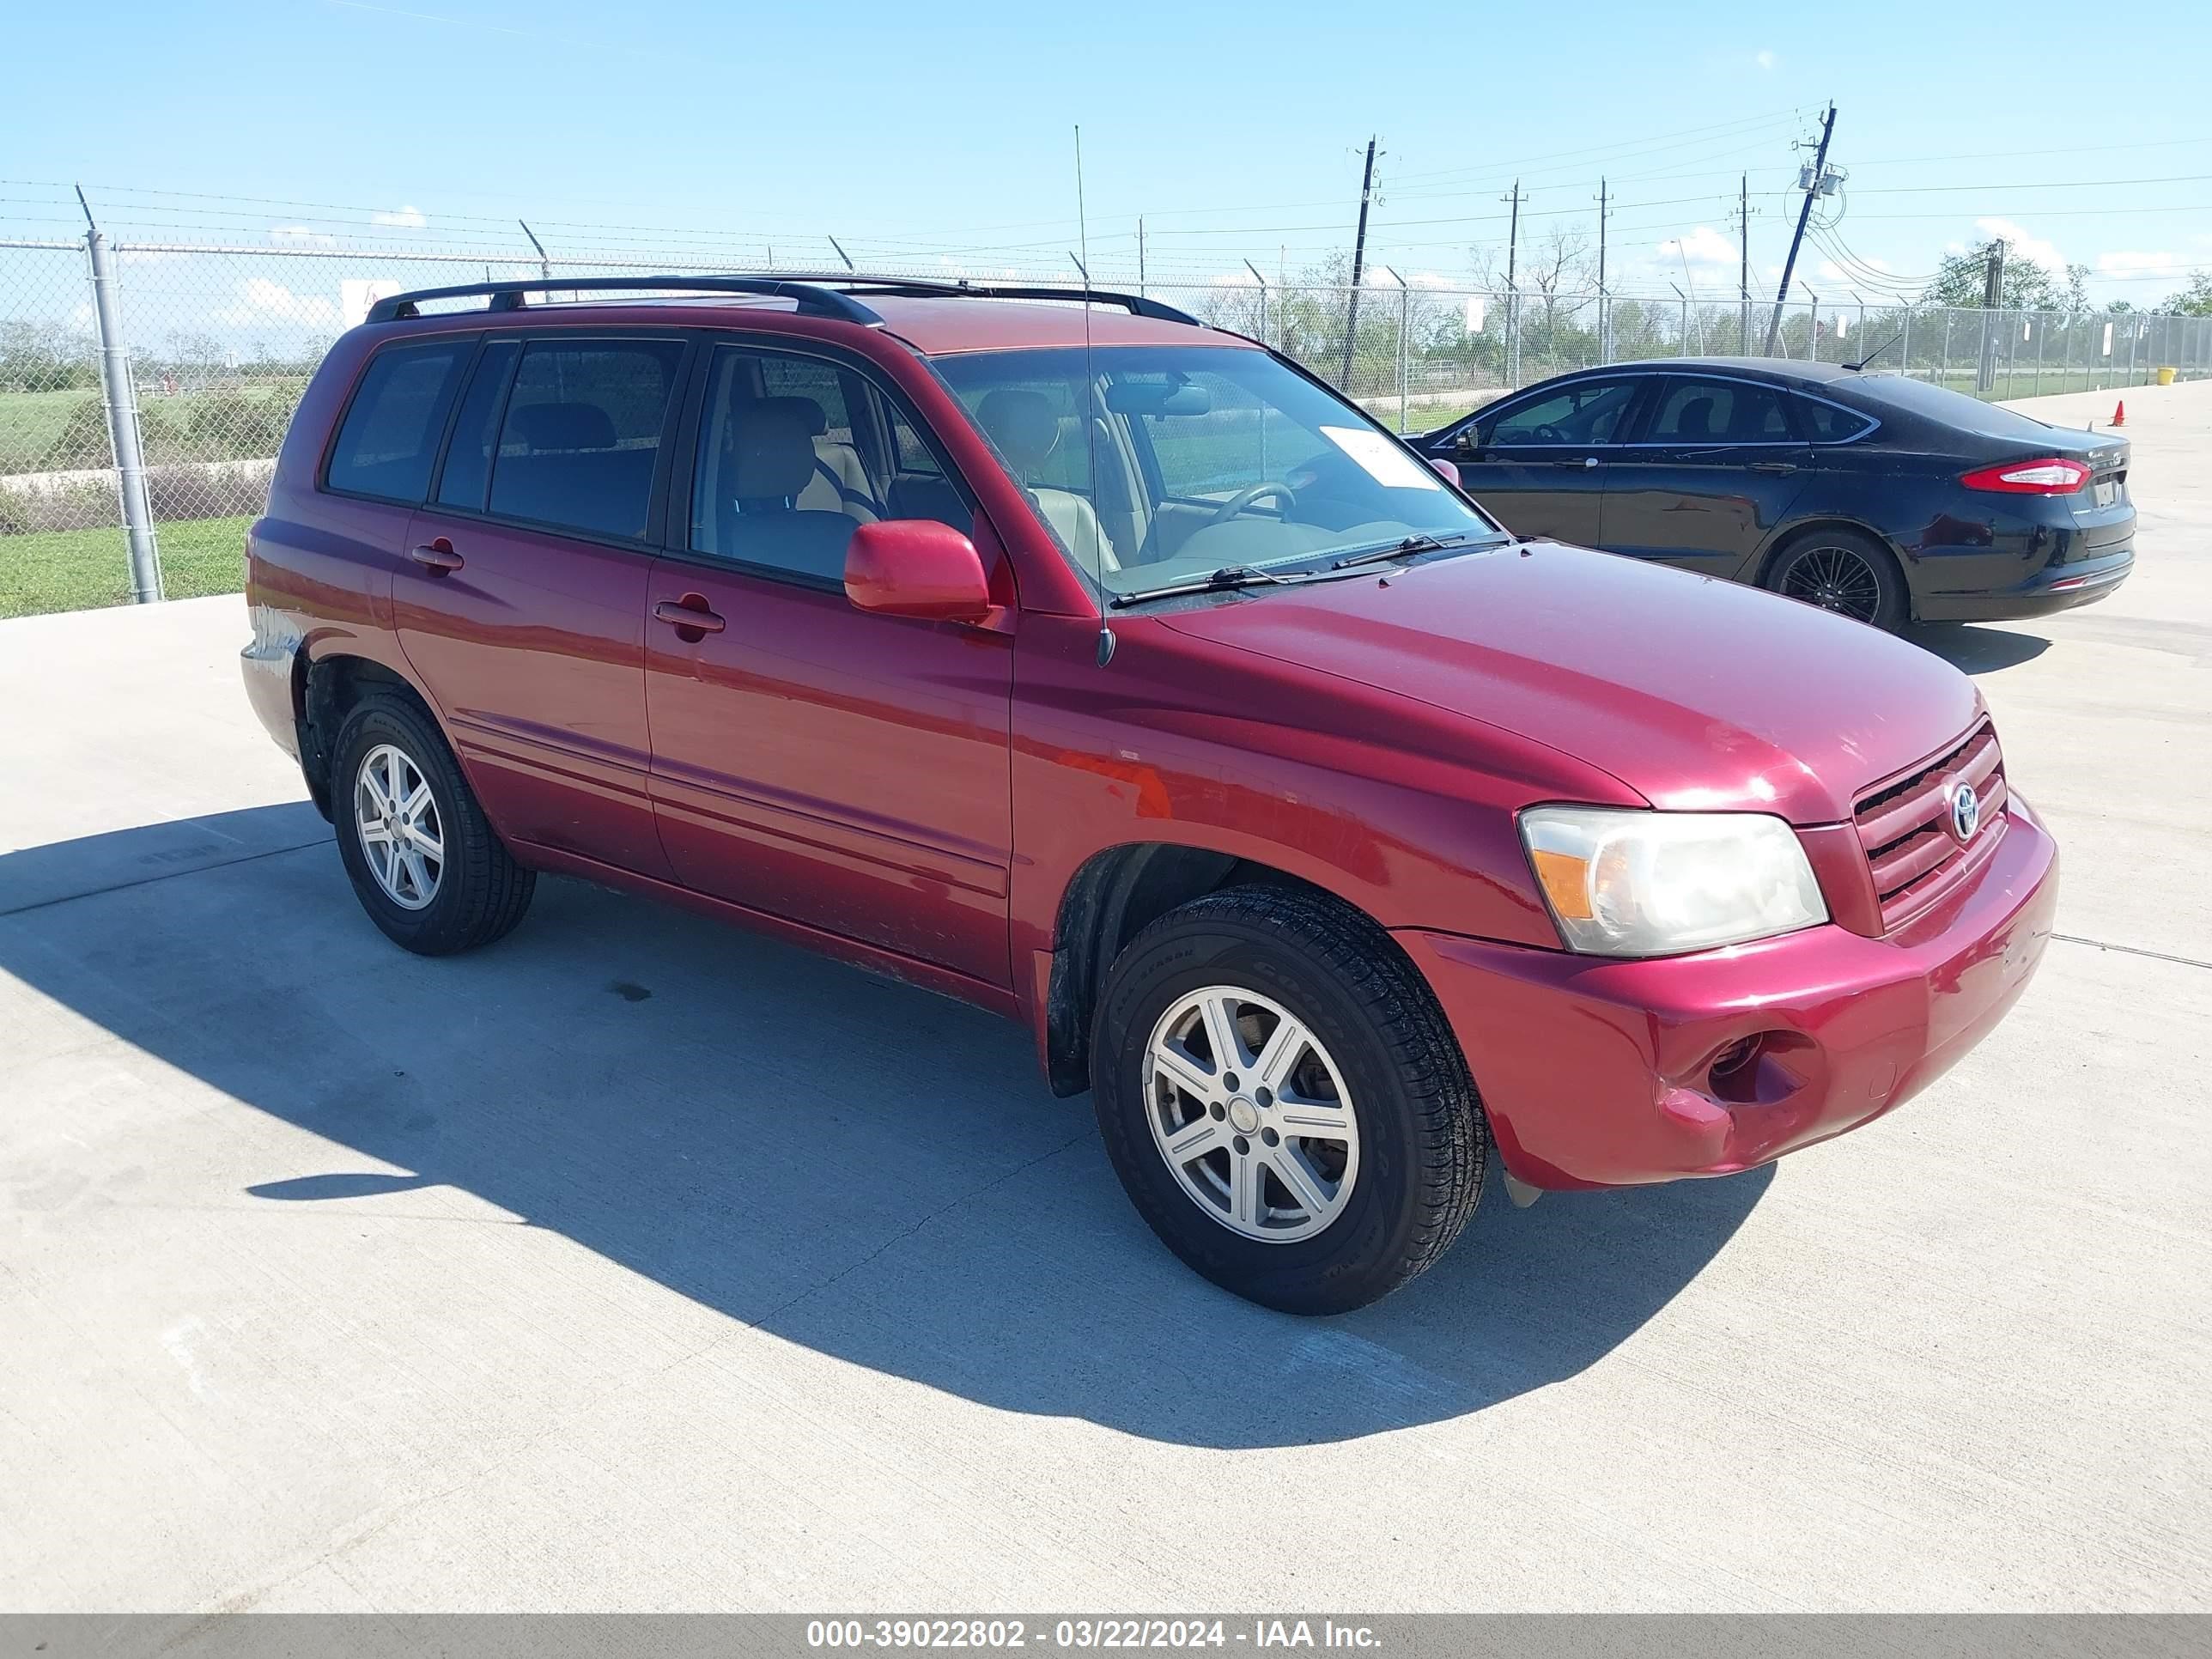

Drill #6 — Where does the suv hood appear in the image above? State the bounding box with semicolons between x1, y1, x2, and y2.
1156;541;1981;825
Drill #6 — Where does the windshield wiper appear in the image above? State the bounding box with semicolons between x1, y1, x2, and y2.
1325;530;1501;571
1109;563;1311;607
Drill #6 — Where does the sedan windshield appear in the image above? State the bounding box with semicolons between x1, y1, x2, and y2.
933;344;1504;599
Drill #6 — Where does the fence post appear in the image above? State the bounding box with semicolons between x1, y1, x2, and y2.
82;222;164;603
1397;277;1411;433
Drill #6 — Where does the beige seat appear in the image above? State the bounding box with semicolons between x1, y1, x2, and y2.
756;396;879;524
975;388;1115;573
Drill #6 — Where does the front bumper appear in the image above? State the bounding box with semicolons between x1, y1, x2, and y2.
1396;801;2058;1190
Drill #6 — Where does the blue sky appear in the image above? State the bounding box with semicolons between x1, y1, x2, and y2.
5;0;2211;303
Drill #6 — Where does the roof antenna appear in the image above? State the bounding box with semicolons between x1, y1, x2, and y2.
1075;125;1115;667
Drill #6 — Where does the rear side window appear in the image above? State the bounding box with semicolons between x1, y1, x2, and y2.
325;340;471;502
487;338;686;540
434;340;520;511
1647;378;1794;443
1797;396;1877;443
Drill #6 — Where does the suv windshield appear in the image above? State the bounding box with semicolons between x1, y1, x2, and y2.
933;344;1504;599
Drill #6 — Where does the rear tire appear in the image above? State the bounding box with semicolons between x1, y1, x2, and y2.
1091;886;1486;1315
1763;528;1908;630
331;690;534;956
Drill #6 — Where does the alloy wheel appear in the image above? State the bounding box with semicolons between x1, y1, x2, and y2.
1781;544;1882;622
1141;984;1361;1243
354;742;444;910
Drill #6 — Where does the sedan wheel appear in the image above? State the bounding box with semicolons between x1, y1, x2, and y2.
1781;544;1882;620
1144;984;1361;1243
1765;529;1907;630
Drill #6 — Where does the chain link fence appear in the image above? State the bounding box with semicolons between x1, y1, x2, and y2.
7;235;2210;616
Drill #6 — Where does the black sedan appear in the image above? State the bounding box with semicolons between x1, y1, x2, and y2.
1416;358;2135;629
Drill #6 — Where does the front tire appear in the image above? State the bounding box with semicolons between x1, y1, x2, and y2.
331;690;534;956
1091;886;1486;1314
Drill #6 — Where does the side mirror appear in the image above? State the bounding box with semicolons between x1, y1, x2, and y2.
844;519;994;623
1427;456;1462;487
1452;427;1483;458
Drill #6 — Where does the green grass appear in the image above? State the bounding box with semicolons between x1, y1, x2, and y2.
1;514;252;619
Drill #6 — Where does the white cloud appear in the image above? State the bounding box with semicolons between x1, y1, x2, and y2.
1658;225;1736;269
1754;49;1777;70
220;277;342;328
2094;249;2182;280
1975;216;2064;272
371;204;428;228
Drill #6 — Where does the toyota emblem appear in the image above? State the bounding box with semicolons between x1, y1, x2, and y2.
1949;781;1981;842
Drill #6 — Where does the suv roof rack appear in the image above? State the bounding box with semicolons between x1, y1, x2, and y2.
362;272;1206;330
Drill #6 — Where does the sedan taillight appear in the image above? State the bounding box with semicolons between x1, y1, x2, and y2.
1960;457;2091;494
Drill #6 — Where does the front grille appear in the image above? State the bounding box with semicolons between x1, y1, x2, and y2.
1853;720;2008;929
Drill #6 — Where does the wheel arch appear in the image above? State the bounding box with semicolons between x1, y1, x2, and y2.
297;652;441;819
1036;841;1388;1097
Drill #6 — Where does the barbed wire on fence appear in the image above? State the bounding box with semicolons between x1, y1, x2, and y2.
5;232;2208;607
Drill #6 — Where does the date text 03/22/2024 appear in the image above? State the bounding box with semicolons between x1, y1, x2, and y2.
805;1619;1382;1650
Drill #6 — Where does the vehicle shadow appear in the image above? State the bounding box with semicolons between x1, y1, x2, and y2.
1904;622;2051;676
0;805;1771;1449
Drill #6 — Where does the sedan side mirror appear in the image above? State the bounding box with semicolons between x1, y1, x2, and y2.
1452;428;1483;458
844;519;994;623
1428;456;1462;486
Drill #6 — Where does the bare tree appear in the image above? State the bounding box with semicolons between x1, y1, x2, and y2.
1523;228;1595;338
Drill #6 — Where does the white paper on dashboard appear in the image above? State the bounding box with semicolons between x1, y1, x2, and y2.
1320;425;1441;491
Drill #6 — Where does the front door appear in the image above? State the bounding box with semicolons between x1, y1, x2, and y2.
1599;374;1814;577
643;340;1016;989
393;331;691;878
1446;375;1640;546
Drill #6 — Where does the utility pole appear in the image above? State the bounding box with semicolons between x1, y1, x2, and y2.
1504;179;1522;386
1765;101;1837;356
1976;240;2006;394
1738;173;1751;354
1138;217;1146;296
1340;135;1377;390
1596;177;1609;363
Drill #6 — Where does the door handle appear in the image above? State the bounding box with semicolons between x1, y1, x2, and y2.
1747;461;1799;475
654;597;726;635
1582;456;1601;469
409;538;463;573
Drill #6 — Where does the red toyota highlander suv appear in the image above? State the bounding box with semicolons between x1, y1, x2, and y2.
240;275;2057;1313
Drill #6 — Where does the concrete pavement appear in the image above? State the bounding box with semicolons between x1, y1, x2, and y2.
2;383;2207;1612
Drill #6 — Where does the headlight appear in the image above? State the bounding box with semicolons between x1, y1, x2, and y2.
1519;806;1827;957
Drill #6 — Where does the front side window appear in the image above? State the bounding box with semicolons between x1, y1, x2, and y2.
1647;378;1795;444
933;344;1503;599
325;339;471;502
1485;380;1638;447
690;344;970;583
485;338;685;540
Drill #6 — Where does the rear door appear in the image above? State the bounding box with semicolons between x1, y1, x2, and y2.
394;331;691;878
1600;374;1814;577
1443;376;1639;544
643;337;1016;988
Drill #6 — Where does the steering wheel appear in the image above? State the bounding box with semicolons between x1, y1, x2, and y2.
1530;424;1565;443
1206;480;1297;526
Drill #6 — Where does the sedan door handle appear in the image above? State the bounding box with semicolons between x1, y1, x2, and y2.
654;598;726;635
409;538;463;573
1747;460;1800;475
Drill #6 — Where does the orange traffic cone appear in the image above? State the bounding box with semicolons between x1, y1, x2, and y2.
2112;400;2126;428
